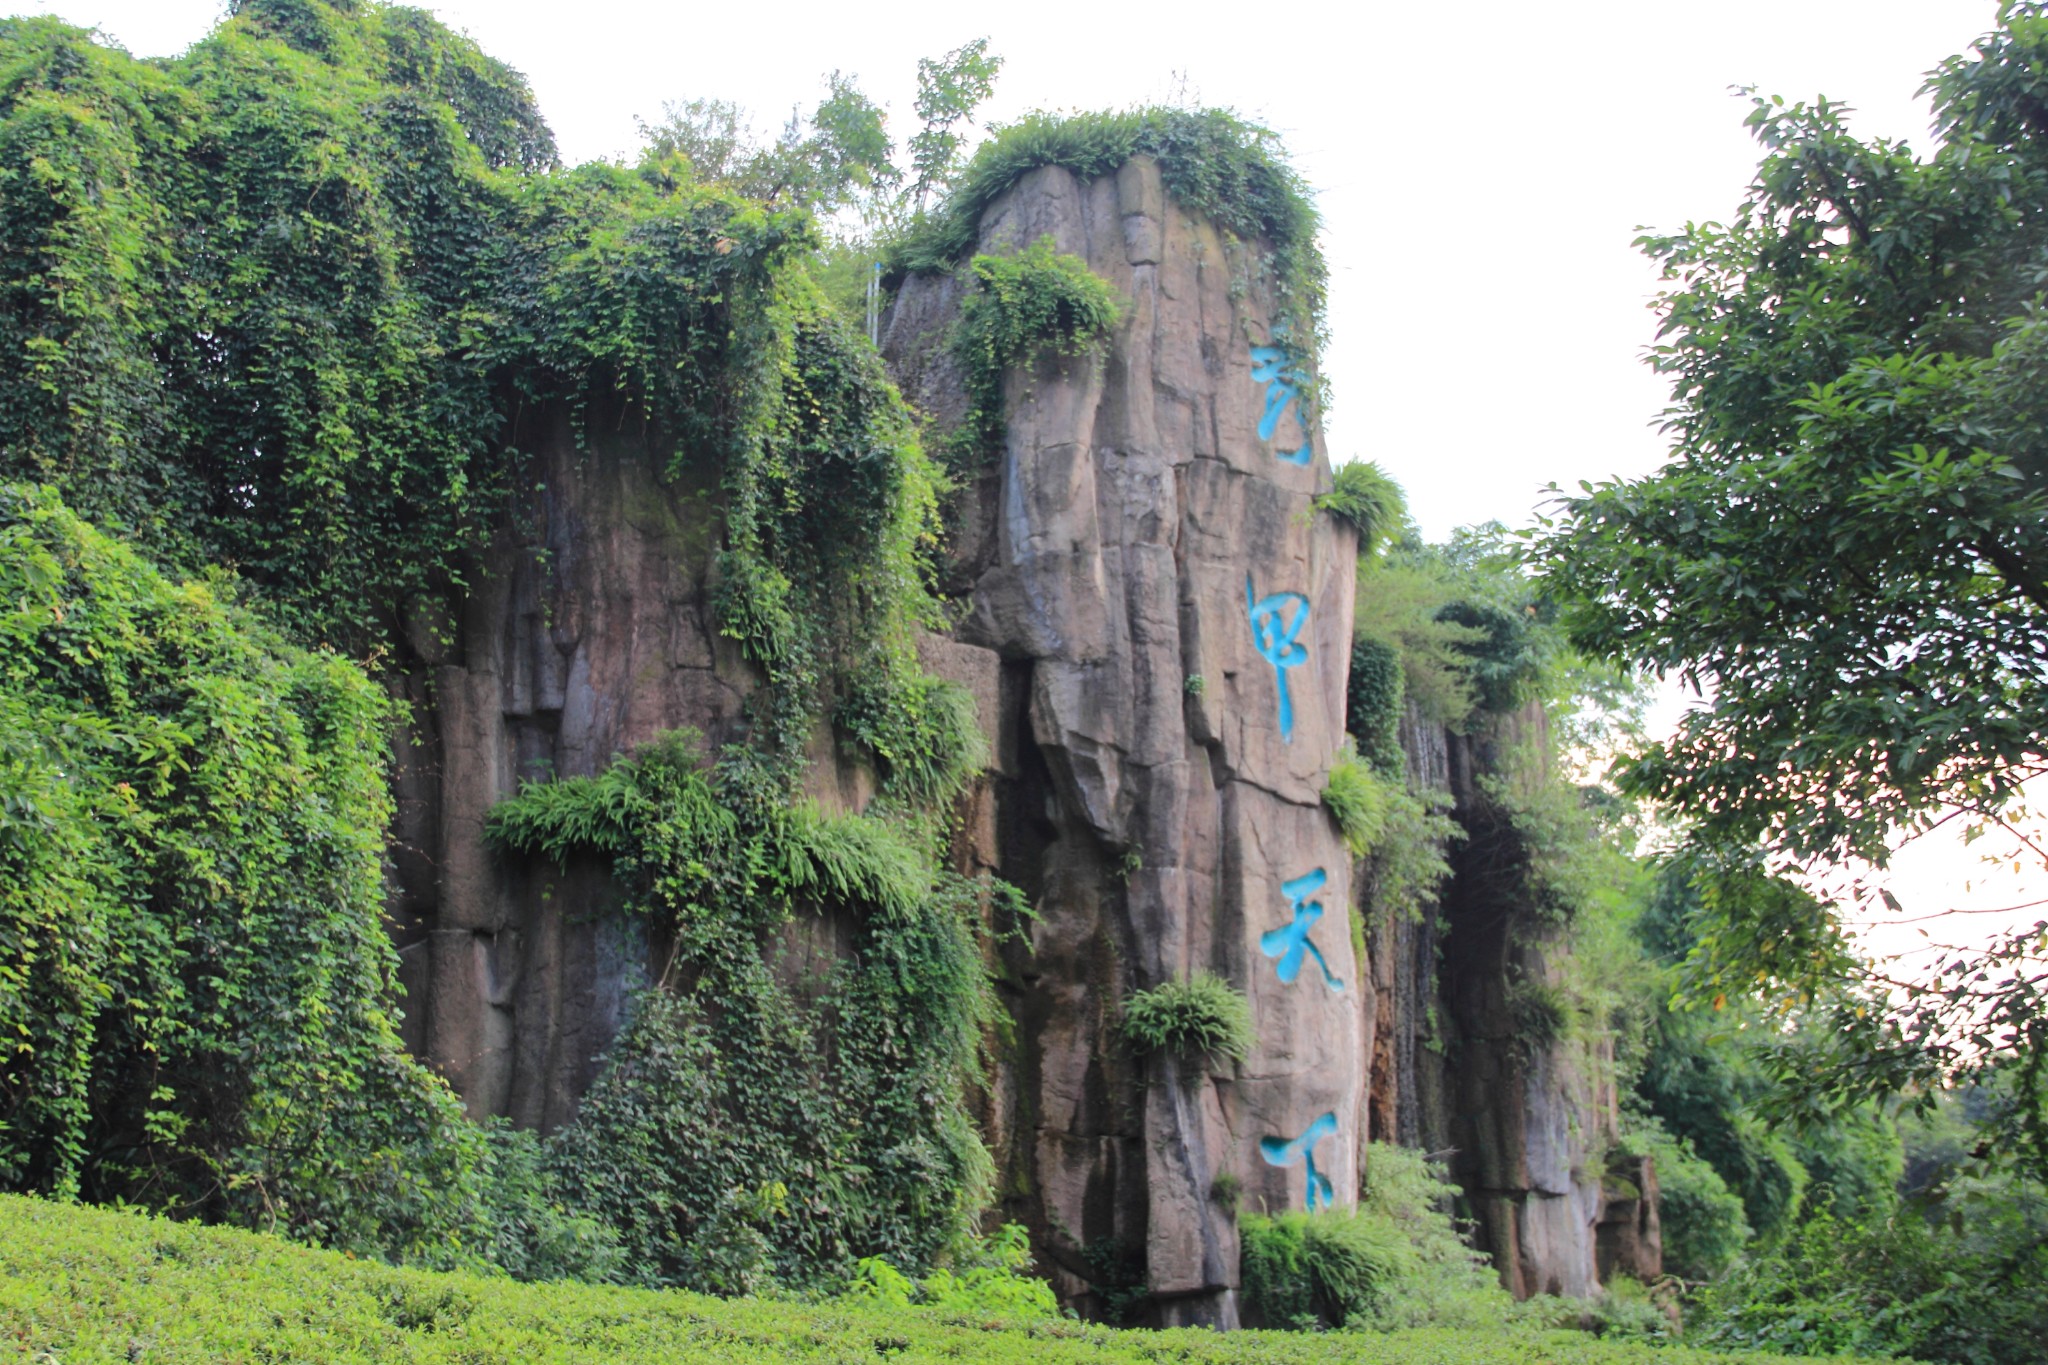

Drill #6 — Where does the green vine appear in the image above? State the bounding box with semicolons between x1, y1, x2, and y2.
946;235;1121;471
0;485;487;1258
488;731;1001;1291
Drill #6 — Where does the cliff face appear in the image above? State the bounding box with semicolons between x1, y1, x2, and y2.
885;157;1361;1327
388;151;1651;1318
1364;705;1661;1299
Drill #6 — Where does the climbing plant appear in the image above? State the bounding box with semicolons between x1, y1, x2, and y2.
489;731;1000;1291
946;235;1121;470
0;485;490;1259
0;1;1011;1289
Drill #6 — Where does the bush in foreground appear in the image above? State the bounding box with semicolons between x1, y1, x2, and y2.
0;1193;1881;1365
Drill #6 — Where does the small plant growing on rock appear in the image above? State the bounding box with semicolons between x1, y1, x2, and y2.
1121;973;1254;1063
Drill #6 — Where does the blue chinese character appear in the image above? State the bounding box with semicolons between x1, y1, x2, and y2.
1250;345;1313;465
1261;868;1343;992
1260;1111;1339;1211
1246;574;1310;743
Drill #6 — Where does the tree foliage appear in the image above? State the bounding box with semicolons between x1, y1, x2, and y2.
1535;1;2048;1181
1538;5;2048;865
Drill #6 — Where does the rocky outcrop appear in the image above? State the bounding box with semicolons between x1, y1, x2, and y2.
885;156;1361;1327
1362;704;1660;1299
387;400;767;1132
384;148;1652;1319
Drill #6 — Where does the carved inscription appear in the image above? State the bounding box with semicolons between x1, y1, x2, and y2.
1260;869;1343;992
1260;1111;1339;1211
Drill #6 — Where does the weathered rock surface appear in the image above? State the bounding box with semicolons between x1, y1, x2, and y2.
1362;704;1659;1299
382;150;1652;1321
387;401;772;1132
885;156;1363;1325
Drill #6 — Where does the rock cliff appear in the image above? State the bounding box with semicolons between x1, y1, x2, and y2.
388;148;1651;1321
885;156;1360;1327
1364;704;1662;1299
387;398;761;1131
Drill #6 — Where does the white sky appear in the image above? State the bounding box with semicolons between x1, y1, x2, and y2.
21;0;2043;952
33;0;2002;538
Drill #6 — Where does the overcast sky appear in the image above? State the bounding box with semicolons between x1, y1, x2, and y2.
19;0;2040;941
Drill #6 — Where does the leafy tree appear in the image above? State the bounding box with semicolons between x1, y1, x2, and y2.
637;73;893;215
1536;2;2048;1179
908;37;1002;211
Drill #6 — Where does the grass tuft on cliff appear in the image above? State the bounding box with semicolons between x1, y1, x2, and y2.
0;1194;1892;1365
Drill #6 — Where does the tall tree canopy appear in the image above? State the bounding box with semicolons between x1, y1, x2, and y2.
1538;3;2048;1174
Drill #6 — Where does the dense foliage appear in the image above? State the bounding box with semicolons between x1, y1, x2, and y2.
1240;1146;1510;1333
2;1193;1870;1364
0;485;480;1256
1535;1;2048;1183
947;235;1121;469
0;0;1005;1293
0;2;552;643
1697;1191;2048;1363
488;731;999;1291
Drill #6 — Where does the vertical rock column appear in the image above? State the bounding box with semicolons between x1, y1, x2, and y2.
886;156;1362;1326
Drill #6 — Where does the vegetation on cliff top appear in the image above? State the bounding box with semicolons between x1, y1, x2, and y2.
890;105;1327;361
0;0;999;1291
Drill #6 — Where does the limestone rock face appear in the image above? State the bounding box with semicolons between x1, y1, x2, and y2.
885;157;1363;1325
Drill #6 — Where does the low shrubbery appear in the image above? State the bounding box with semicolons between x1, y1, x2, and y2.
1694;1181;2048;1364
0;1192;1877;1365
1240;1144;1512;1332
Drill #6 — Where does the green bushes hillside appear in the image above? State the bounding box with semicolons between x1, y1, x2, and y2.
0;1194;1882;1365
0;485;483;1257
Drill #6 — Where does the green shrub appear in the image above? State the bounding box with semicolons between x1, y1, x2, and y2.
845;1223;1060;1321
836;674;989;807
1240;1211;1319;1329
1120;972;1255;1063
1323;748;1395;859
1241;1145;1513;1334
1352;1143;1516;1331
1509;978;1572;1056
1240;1208;1410;1329
472;1124;626;1285
1697;1188;2048;1364
0;486;488;1262
1347;633;1407;774
1317;461;1408;558
1355;784;1461;932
